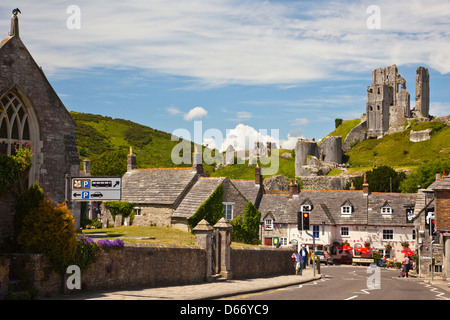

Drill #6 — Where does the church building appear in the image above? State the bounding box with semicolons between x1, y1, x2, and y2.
0;11;80;243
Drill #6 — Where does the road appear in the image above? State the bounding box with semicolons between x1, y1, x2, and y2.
223;265;449;300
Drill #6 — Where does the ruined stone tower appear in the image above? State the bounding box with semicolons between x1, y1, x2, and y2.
366;65;410;138
414;66;430;118
366;65;429;138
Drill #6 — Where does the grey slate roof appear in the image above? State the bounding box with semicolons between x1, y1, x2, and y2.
121;168;198;205
230;180;262;207
259;190;416;227
429;175;450;191
173;177;225;218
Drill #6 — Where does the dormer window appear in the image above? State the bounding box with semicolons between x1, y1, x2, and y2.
264;218;273;230
381;201;392;215
341;205;352;215
340;199;353;216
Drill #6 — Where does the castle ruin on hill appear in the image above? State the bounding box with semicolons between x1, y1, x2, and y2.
295;65;437;187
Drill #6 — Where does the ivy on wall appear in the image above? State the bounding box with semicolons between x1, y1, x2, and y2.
232;201;261;245
188;184;224;231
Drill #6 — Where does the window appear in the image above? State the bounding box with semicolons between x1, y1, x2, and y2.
383;229;394;241
133;207;142;216
0;92;32;155
341;206;352;215
341;227;349;237
223;203;234;220
381;206;392;215
313;225;319;239
264;218;273;230
280;237;288;247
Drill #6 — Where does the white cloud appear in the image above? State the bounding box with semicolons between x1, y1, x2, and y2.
2;0;450;85
184;106;208;121
237;111;251;120
166;107;182;115
430;102;450;117
290;118;309;126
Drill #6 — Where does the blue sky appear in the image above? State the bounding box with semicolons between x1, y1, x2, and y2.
1;1;449;151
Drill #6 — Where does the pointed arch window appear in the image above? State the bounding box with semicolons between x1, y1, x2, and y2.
0;92;32;154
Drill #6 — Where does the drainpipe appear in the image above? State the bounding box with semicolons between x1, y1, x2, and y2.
430;240;435;282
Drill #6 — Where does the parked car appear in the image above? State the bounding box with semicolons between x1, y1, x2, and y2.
310;250;332;265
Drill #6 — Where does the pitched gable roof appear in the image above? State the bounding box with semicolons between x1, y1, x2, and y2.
121;168;198;205
258;190;416;227
230;179;262;207
172;177;225;218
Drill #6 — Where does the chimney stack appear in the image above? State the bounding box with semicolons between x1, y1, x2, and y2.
127;146;137;172
255;163;262;185
289;179;300;199
83;159;91;175
192;145;203;174
362;173;370;196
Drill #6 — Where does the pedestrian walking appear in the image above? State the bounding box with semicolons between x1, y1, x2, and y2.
292;251;302;275
300;245;308;269
402;255;410;278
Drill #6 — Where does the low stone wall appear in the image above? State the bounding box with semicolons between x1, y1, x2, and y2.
231;247;294;279
0;256;10;299
301;175;360;190
3;243;297;298
78;244;206;292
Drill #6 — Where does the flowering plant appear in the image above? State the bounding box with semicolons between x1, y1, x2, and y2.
97;238;124;250
12;142;35;172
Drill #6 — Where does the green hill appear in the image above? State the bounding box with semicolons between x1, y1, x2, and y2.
70;112;448;180
346;121;449;168
70;112;194;169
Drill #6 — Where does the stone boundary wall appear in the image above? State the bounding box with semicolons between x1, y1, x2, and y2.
231;247;294;279
3;243;298;298
78;244;206;293
301;175;360;190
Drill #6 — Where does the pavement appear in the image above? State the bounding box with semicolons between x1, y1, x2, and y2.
52;267;320;300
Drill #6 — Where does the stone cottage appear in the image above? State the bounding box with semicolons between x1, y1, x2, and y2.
0;11;80;243
121;149;264;231
258;180;417;261
412;173;450;281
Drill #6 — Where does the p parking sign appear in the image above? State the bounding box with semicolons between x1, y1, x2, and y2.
70;177;121;201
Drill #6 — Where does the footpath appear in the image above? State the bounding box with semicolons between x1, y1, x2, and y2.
53;267;320;300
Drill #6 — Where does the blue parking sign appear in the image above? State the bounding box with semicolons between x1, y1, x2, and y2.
82;180;90;188
82;191;90;199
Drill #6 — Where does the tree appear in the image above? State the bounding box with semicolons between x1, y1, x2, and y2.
346;165;406;192
399;161;450;193
90;150;128;176
104;201;135;222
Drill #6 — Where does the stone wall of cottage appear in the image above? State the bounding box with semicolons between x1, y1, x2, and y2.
128;205;173;227
222;179;248;219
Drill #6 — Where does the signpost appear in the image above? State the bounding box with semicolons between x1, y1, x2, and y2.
70;177;121;201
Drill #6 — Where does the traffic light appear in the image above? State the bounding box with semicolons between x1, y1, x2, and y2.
302;212;310;230
297;212;302;230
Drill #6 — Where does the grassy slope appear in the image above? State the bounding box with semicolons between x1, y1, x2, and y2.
323;118;361;142
347;122;450;168
71;112;448;177
71;112;193;169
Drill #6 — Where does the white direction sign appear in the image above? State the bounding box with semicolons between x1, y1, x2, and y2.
71;177;121;201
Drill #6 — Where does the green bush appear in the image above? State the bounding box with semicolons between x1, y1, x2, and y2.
17;198;77;274
13;183;45;242
104;201;135;223
232;201;261;245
